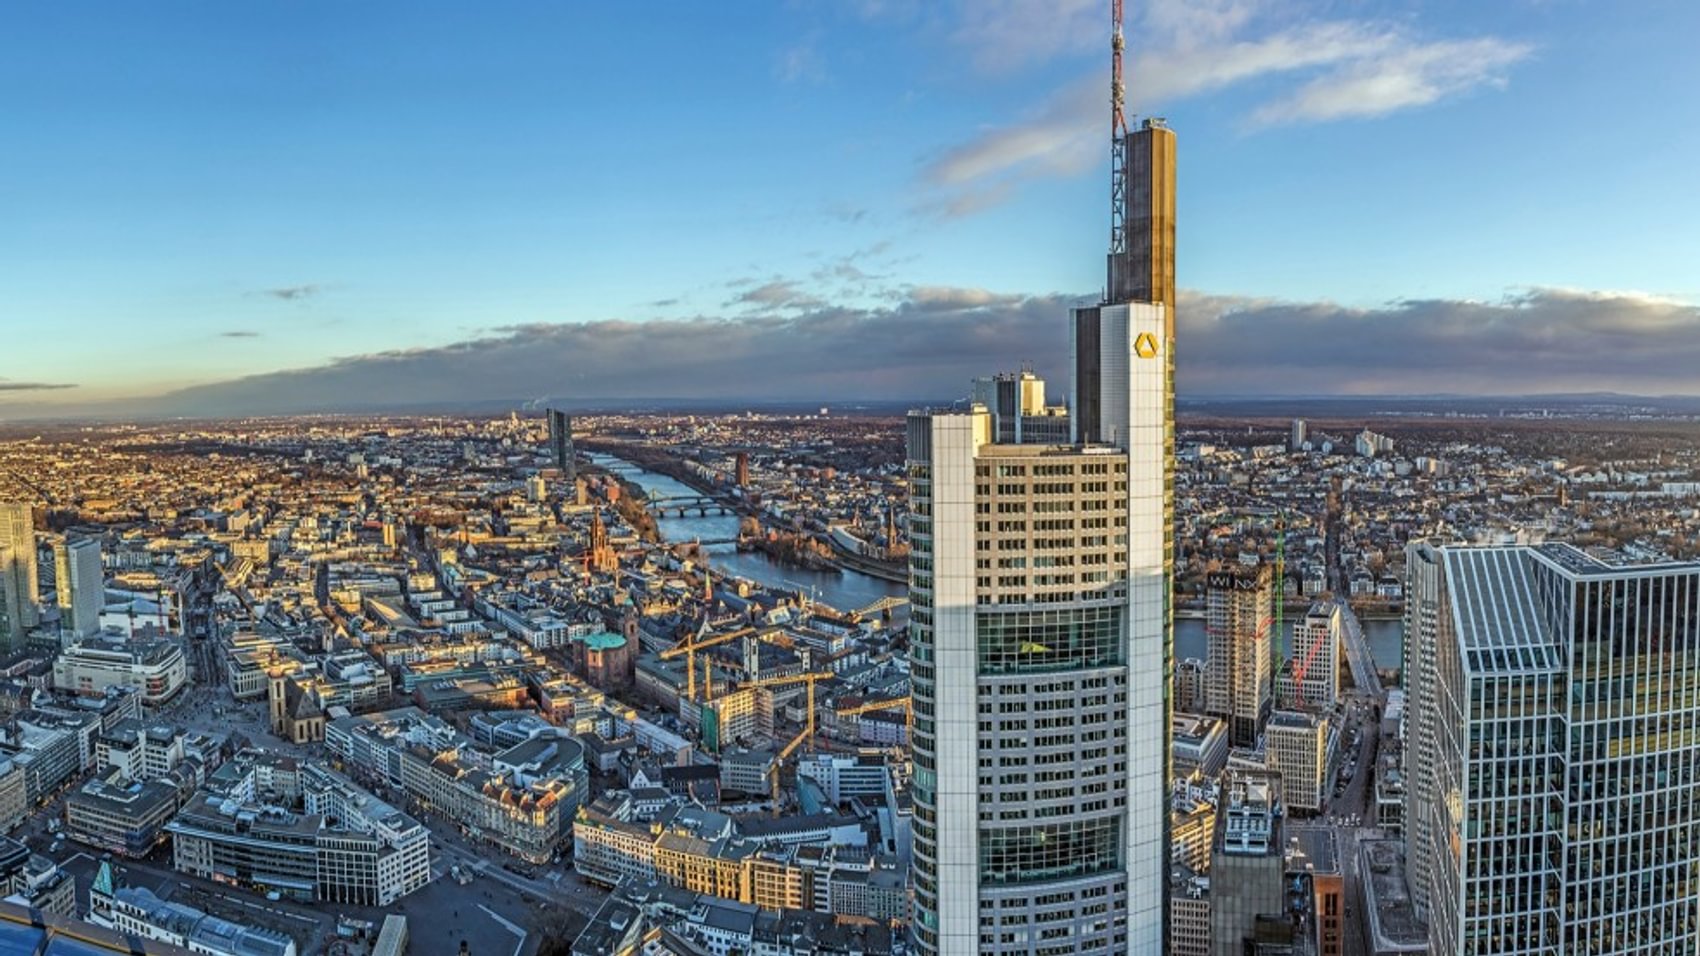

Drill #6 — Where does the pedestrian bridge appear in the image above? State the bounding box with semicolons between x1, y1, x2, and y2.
643;495;735;517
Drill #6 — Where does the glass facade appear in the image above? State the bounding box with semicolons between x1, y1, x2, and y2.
1406;543;1700;955
976;604;1127;674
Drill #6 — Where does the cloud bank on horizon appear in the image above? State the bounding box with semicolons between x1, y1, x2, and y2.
4;285;1688;418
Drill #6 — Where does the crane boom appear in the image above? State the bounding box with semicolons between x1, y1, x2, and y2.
662;626;759;704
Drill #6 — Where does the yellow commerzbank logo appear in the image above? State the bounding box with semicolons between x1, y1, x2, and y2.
1134;332;1160;359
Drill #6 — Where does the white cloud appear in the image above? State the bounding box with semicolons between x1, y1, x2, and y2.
1249;37;1532;126
949;0;1099;72
775;36;826;85
923;79;1098;189
919;1;1533;215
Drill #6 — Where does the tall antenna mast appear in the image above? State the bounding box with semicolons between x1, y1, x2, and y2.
1108;0;1129;285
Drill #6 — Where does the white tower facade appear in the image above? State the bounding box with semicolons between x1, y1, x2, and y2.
908;298;1172;956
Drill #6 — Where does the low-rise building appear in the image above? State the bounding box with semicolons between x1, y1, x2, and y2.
88;862;297;956
0;838;75;918
52;638;187;707
795;753;889;805
2;709;100;801
1172;712;1229;780
0;759;25;832
95;720;192;783
326;707;585;864
1169;865;1211;956
65;765;197;858
1171;790;1217;874
164;752;430;906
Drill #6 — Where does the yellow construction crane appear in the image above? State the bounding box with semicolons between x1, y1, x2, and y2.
661;626;758;703
834;696;913;738
738;670;835;811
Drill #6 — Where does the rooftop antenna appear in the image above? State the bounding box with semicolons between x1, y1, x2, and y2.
1108;0;1130;302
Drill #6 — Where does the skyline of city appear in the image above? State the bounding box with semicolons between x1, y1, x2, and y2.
7;1;1700;417
6;4;1700;956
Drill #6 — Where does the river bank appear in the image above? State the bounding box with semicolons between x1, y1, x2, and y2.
588;452;906;613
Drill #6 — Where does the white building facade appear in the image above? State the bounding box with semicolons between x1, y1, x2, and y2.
907;295;1172;955
1283;602;1341;710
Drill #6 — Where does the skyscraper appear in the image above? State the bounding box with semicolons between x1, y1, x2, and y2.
1207;771;1285;956
1279;601;1341;710
0;547;13;647
0;502;38;648
53;536;103;641
1289;419;1307;452
1204;564;1273;749
907;23;1175;951
969;370;1071;445
546;409;575;482
1404;541;1700;953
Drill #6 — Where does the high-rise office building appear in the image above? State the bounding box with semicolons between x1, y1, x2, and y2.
1207;771;1285;956
970;370;1071;445
907;88;1175;956
1204;564;1273;748
1405;541;1700;954
1289;419;1307;452
1264;710;1328;813
53;536;103;641
546;408;575;482
0;502;39;648
1279;601;1341;710
0;547;13;646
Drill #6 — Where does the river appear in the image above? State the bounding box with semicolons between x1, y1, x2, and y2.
592;454;1404;667
1174;615;1405;673
589;453;907;614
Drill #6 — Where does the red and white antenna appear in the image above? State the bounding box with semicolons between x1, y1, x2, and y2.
1109;0;1129;262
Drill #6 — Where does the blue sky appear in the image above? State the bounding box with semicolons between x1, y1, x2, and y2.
4;0;1700;412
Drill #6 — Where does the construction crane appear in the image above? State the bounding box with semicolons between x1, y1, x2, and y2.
743;670;835;744
738;670;835;811
834;696;914;740
661;626;758;704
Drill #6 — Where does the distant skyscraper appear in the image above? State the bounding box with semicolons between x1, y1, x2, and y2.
546;409;575;482
53;536;103;641
0;502;38;648
1289;418;1307;452
1204;564;1273;749
733;452;750;488
1405;542;1700;954
0;547;13;646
